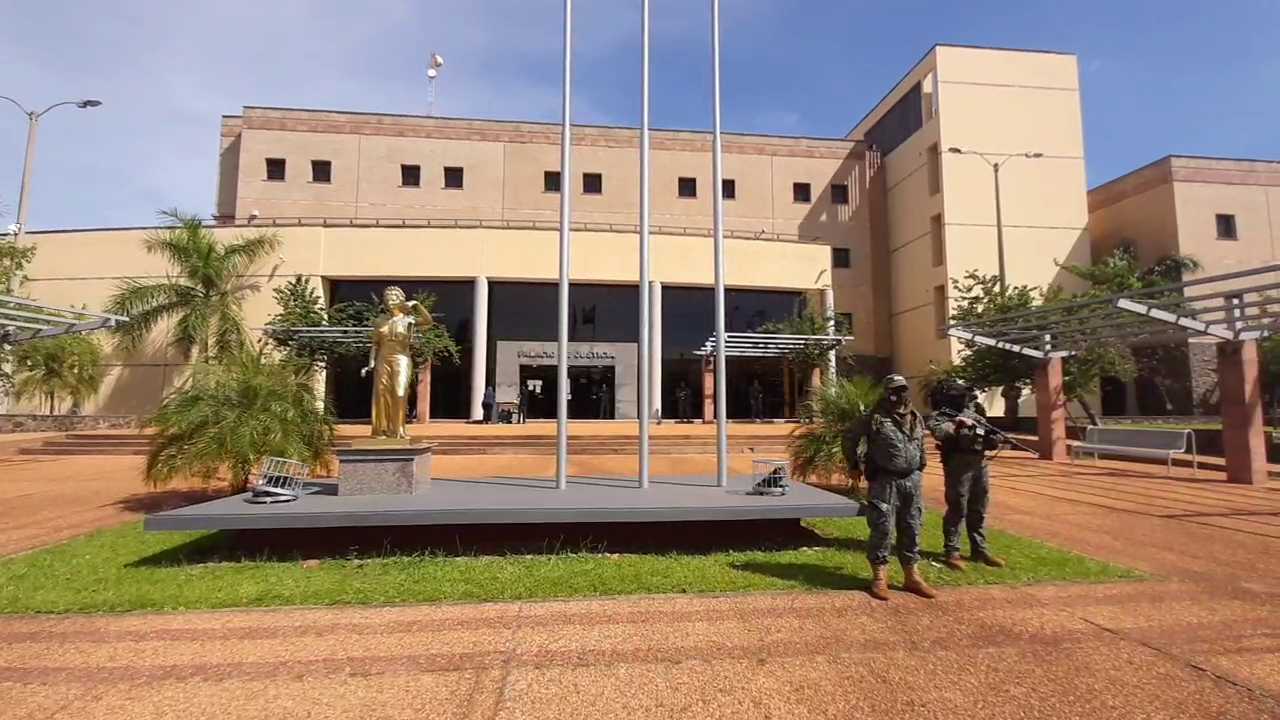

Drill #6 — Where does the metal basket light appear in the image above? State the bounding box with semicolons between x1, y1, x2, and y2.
244;456;313;504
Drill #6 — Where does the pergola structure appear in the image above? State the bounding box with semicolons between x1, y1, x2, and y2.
941;264;1280;485
0;295;127;344
693;332;853;420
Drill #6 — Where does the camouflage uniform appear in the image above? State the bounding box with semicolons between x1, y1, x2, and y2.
845;375;936;600
927;396;1006;570
861;402;928;565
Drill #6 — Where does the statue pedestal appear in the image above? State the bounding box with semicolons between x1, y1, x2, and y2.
336;439;434;496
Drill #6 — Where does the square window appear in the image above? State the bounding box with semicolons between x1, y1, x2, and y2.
582;172;603;195
1216;213;1238;240
836;312;853;330
544;170;561;193
678;177;698;198
793;182;812;203
930;214;945;267
310;159;332;184
832;247;851;268
926;143;941;196
722;178;736;200
830;183;850;205
443;166;464;189
265;158;286;181
400;164;421;187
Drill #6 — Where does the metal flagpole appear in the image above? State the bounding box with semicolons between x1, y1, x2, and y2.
556;0;573;489
710;0;728;487
637;0;652;489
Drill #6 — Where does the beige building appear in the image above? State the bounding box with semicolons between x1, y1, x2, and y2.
1088;155;1280;412
17;43;1093;419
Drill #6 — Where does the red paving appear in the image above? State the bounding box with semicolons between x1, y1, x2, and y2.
0;444;1278;718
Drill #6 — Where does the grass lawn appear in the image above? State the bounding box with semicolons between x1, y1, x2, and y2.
0;515;1140;614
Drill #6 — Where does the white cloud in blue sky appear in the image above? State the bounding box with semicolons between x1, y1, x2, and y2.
3;0;1278;230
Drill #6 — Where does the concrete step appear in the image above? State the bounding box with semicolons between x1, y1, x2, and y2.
57;433;790;444
20;444;790;458
19;446;149;456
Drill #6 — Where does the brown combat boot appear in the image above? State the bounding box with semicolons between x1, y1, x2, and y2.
868;563;891;601
975;553;1006;568
902;563;938;599
944;553;967;571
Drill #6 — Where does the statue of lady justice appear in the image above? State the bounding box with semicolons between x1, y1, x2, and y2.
360;286;434;439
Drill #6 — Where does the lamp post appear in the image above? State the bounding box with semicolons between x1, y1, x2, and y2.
1;96;103;291
946;147;1042;292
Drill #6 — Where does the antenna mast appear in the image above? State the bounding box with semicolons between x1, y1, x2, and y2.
427;51;445;116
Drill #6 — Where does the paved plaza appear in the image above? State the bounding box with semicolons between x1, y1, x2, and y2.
0;431;1277;719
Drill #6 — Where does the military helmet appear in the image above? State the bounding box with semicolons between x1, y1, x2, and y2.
942;381;970;396
882;374;909;391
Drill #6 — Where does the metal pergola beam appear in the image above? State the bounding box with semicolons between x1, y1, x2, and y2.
692;332;853;358
0;295;127;343
941;264;1280;353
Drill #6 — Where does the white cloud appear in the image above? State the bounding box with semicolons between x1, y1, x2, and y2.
0;0;760;230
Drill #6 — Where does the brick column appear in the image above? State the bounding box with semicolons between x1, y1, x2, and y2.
1218;339;1267;485
702;356;714;423
414;363;432;424
1034;356;1067;461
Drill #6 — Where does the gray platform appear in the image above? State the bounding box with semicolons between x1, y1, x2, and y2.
144;475;861;531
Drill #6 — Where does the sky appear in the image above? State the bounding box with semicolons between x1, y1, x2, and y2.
2;0;1278;231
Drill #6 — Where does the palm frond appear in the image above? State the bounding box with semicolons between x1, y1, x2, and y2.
144;349;336;493
787;376;881;483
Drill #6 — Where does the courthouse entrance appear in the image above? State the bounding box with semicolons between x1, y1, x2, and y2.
495;341;637;420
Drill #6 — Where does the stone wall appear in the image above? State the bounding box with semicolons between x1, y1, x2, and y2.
1188;343;1219;414
0;414;143;434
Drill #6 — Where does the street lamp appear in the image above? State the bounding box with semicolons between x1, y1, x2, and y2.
947;146;1043;292
1;95;103;290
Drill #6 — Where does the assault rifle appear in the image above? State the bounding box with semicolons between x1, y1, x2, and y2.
932;407;1039;455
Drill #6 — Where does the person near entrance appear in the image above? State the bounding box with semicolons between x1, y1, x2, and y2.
749;379;764;422
928;382;1006;571
676;381;692;423
516;384;528;424
597;384;612;419
481;386;495;424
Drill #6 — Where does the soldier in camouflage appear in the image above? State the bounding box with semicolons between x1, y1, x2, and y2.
927;382;1006;571
844;374;937;601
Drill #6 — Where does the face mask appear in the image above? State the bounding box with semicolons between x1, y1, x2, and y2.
887;391;907;407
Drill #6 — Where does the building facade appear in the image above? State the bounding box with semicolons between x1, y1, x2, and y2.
1088;155;1280;412
18;44;1094;419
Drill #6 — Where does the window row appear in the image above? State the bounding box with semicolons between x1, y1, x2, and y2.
262;158;850;204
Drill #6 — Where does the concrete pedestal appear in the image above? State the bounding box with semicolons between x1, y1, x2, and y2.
336;440;434;496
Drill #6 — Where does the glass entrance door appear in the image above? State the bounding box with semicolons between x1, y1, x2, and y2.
569;366;615;419
518;365;615;419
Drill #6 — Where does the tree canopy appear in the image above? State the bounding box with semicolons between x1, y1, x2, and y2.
264;275;460;369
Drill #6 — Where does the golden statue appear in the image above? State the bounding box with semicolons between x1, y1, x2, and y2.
360;286;434;439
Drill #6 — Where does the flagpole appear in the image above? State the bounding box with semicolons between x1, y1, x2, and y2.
637;0;652;489
556;0;573;490
710;0;728;487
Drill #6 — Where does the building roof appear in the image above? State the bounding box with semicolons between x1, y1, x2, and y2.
844;43;1077;140
227;105;857;146
1088;154;1280;212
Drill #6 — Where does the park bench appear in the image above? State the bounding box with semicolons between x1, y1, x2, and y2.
1070;426;1197;476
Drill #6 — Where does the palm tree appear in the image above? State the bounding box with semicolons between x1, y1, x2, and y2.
12;334;106;414
787;375;881;488
144;346;336;494
105;209;282;362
